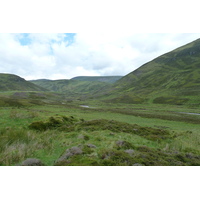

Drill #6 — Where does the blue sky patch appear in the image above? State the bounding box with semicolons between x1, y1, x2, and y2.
64;33;76;46
18;33;76;46
18;33;31;46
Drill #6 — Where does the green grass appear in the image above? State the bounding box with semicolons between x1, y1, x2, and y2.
0;100;200;166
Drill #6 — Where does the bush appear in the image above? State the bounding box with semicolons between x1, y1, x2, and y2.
28;115;79;131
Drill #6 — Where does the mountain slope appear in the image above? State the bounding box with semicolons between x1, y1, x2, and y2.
30;79;111;97
0;73;47;91
71;76;123;83
104;38;200;105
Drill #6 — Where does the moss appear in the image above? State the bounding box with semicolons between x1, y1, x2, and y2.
28;116;172;141
97;145;200;166
82;145;94;154
100;149;136;166
76;119;171;141
83;135;90;141
28;121;48;131
55;155;99;166
114;140;135;150
136;145;152;152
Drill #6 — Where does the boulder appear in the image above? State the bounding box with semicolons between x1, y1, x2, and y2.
87;144;97;148
56;146;83;163
124;149;135;156
132;163;144;166
21;158;44;166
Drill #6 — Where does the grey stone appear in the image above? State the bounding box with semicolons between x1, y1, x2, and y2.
69;146;83;154
21;158;44;166
78;134;85;139
87;144;97;148
56;146;83;163
132;163;143;166
124;149;135;156
116;140;125;147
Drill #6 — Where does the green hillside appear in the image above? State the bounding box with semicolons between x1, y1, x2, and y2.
30;79;111;98
71;76;123;83
104;38;200;105
0;73;47;92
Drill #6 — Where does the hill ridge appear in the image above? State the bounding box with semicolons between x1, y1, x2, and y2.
0;73;47;91
71;76;123;83
102;38;200;105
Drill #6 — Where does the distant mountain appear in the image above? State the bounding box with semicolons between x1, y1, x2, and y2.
30;79;111;97
71;76;123;83
103;38;200;105
0;73;47;91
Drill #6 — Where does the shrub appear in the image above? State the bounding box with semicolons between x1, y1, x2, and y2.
28;115;79;131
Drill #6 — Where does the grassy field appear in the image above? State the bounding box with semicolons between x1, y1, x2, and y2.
0;96;200;166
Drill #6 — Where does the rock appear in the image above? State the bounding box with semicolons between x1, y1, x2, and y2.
132;163;143;166
116;140;125;147
110;132;115;135
87;144;97;148
78;134;84;139
78;134;90;140
115;140;134;149
56;146;83;163
141;154;147;158
69;146;83;155
124;149;135;156
21;158;44;166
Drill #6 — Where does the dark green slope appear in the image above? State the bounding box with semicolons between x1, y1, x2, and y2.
105;38;200;105
0;73;47;91
31;79;111;97
71;76;123;83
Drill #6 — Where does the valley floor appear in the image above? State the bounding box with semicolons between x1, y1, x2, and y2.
0;100;200;166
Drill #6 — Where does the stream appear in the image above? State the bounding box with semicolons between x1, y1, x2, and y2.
178;112;200;116
80;105;90;108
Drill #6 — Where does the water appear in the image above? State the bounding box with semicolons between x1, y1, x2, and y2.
178;112;200;116
80;105;90;108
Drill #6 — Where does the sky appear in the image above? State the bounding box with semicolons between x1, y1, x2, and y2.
1;33;200;80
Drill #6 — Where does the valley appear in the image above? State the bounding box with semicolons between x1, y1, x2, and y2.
1;38;200;166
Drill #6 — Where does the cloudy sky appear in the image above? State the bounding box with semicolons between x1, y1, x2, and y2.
0;33;200;80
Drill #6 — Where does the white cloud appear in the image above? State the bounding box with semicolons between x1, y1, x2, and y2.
1;33;200;80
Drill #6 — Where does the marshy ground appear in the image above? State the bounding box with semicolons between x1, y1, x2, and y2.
0;97;200;166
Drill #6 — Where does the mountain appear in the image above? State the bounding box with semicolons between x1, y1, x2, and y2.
103;38;200;105
30;79;111;98
0;73;47;91
71;76;123;83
